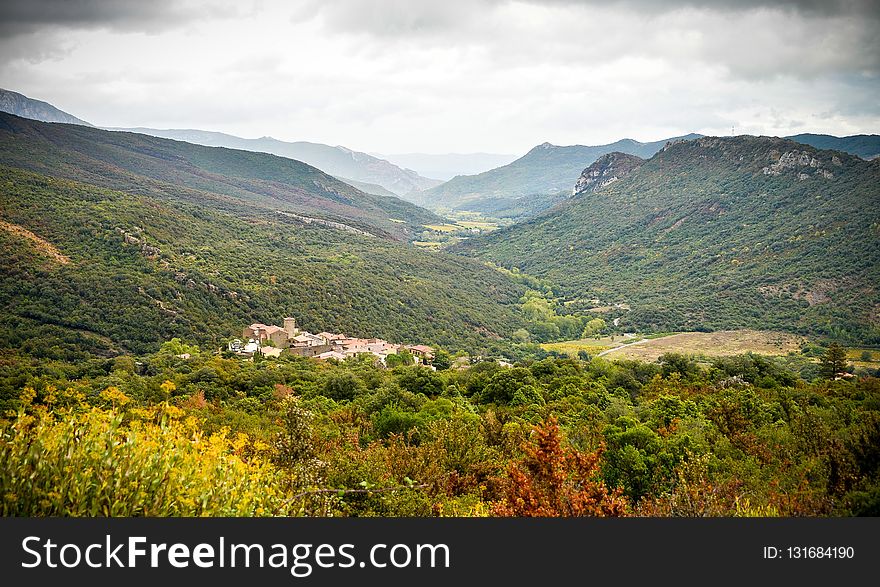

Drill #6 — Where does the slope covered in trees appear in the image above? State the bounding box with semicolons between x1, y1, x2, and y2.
0;164;527;359
0;113;441;240
455;136;880;343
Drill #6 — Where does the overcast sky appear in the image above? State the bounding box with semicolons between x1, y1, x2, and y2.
1;0;878;154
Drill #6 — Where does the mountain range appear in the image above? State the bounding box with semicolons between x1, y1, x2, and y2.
0;88;442;199
416;134;703;211
0;113;439;240
376;152;519;181
456;135;880;342
0;113;526;357
105;127;444;198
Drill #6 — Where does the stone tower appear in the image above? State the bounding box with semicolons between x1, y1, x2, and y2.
283;317;298;337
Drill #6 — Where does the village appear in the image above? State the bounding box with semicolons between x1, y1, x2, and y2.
227;317;435;367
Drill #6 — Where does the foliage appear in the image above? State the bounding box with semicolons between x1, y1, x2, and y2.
4;344;878;517
492;416;627;516
0;406;291;516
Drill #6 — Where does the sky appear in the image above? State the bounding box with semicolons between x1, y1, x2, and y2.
1;0;878;155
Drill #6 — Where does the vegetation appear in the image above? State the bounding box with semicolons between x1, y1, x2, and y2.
2;344;879;517
456;136;880;343
0;165;527;358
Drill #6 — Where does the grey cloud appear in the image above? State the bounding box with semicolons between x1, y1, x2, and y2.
0;0;246;35
295;0;880;38
537;0;880;18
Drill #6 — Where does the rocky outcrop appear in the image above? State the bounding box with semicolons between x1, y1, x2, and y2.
573;152;644;195
762;149;835;180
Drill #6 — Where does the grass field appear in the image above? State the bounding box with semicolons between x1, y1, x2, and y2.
423;223;460;232
541;335;638;356
598;330;806;362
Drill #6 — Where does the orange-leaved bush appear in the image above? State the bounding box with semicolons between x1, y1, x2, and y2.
492;416;627;517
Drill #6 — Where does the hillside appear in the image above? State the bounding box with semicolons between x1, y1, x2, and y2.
787;133;880;160
455;135;880;342
0;113;442;240
0;163;527;359
108;127;442;198
418;134;702;211
0;88;92;126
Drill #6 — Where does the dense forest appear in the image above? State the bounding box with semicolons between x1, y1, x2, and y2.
2;344;879;516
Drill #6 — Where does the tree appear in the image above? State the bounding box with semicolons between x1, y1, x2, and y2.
582;318;607;338
492;416;627;517
432;349;452;371
322;372;366;401
480;367;537;404
820;343;848;379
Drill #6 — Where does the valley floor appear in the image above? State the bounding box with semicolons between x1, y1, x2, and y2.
542;329;810;362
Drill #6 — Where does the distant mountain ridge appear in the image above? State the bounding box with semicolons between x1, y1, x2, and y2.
0;88;92;126
786;133;880;160
418;133;703;211
106;127;443;198
377;152;519;181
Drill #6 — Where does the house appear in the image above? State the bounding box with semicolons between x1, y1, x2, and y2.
291;332;325;347
315;350;347;361
243;317;299;347
289;344;334;358
317;332;347;345
406;344;435;364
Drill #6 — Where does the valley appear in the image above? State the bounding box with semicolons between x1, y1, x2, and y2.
1;88;878;520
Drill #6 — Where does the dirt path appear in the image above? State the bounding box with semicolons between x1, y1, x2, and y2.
597;338;650;357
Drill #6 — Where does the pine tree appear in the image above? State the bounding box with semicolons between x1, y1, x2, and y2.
820;343;848;379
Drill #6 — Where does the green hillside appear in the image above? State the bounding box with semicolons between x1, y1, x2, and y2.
0;113;441;240
455;135;880;342
0;152;528;359
419;134;701;211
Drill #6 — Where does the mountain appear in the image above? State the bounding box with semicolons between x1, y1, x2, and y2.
377;152;519;181
0;88;92;126
107;127;442;198
787;133;880;161
0;113;442;240
418;133;703;211
0;115;527;358
455;135;880;342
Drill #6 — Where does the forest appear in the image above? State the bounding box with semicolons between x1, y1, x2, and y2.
2;341;879;517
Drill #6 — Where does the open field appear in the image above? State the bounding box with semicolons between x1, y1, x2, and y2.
599;330;806;362
423;223;460;232
541;335;646;356
847;347;880;368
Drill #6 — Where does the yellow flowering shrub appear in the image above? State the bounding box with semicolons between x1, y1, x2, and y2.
0;407;294;517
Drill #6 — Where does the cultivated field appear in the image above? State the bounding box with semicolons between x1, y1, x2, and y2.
598;330;806;362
